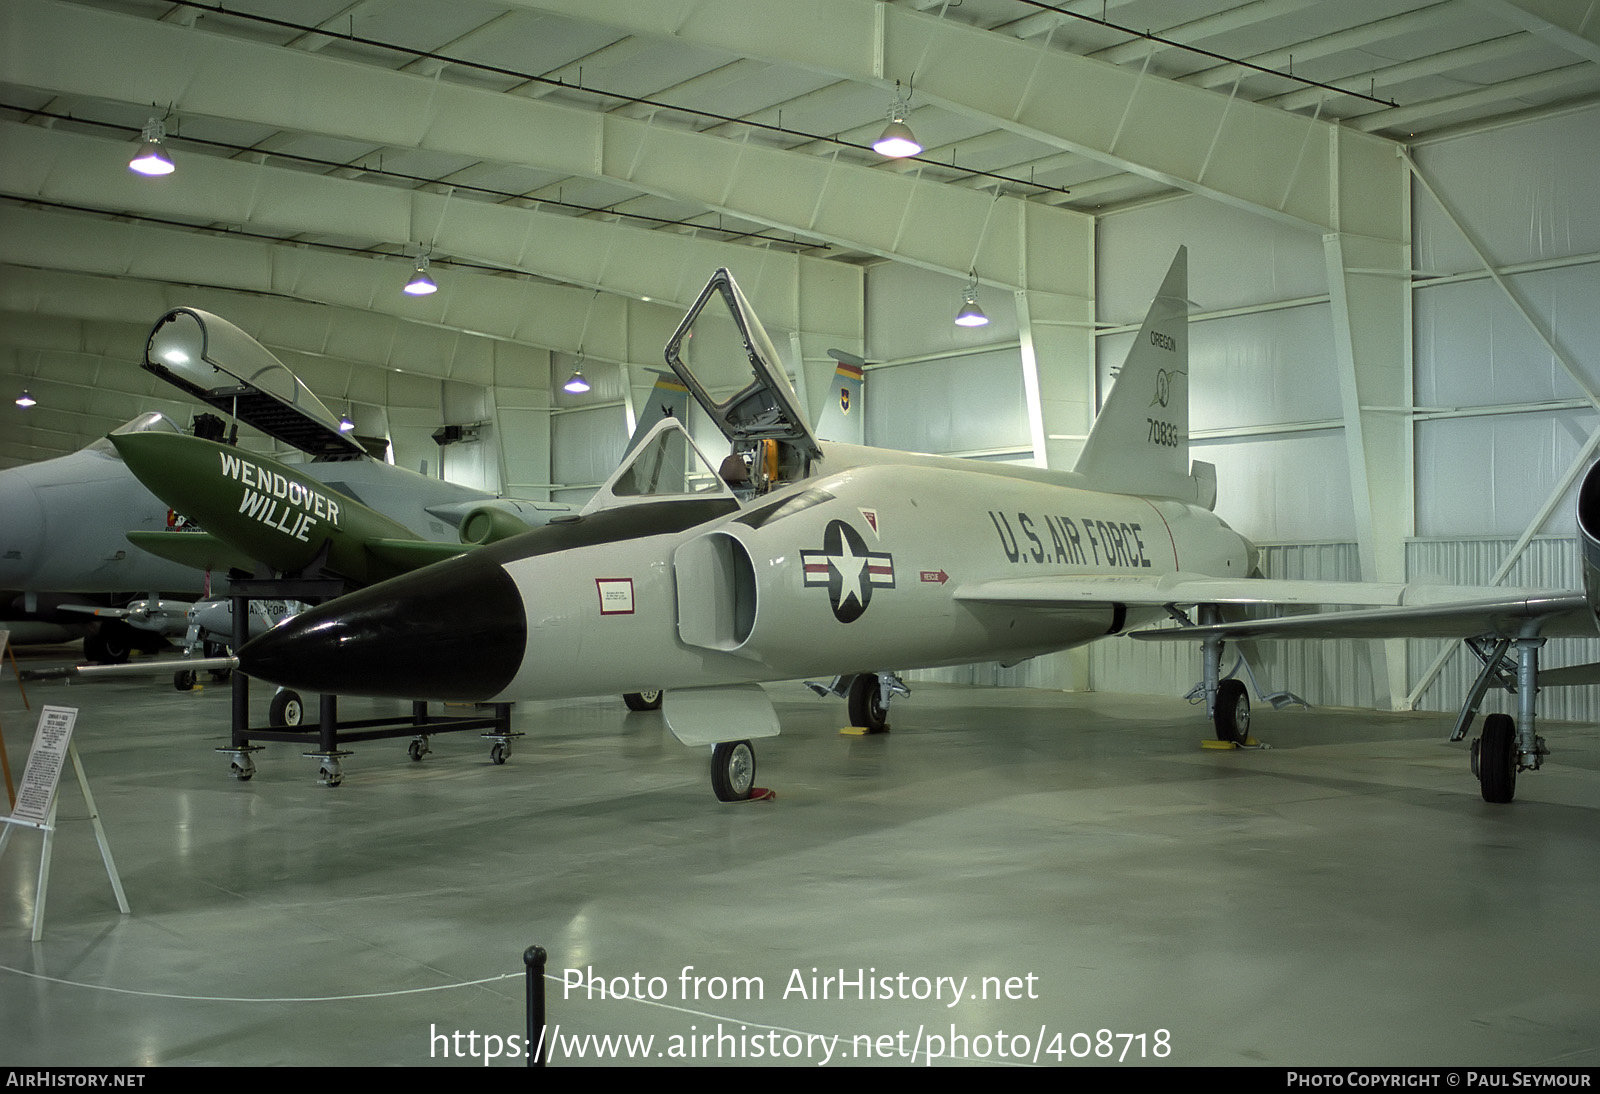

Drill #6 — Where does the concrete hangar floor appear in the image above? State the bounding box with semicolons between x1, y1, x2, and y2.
2;646;1596;1069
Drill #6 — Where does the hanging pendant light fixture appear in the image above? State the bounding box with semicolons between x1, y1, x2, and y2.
954;272;989;328
129;116;176;176
15;388;37;408
403;251;438;296
563;347;592;394
872;81;922;159
563;368;591;394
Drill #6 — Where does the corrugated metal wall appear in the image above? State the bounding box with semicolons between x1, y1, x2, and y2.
1411;105;1600;542
1405;536;1600;721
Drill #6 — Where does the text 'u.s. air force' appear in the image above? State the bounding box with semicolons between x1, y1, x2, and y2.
989;511;1151;568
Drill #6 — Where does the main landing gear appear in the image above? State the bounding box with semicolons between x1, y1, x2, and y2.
1472;714;1518;804
805;671;910;733
1456;636;1550;804
1179;605;1306;746
83;623;132;665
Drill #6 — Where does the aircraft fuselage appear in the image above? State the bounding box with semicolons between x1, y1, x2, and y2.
239;456;1253;704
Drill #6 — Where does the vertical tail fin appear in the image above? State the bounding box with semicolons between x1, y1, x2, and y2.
623;373;691;459
814;350;865;444
1072;247;1210;504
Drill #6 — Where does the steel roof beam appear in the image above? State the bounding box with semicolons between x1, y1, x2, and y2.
507;0;1401;235
2;0;1072;304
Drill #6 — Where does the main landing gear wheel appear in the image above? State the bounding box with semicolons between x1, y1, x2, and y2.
103;624;131;663
847;674;888;732
1476;713;1517;804
711;740;755;802
1213;679;1251;745
624;690;663;712
84;630;130;665
269;689;304;728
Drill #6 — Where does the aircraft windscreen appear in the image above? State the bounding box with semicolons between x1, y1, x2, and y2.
613;426;698;497
583;417;735;515
108;411;182;436
94;412;182;457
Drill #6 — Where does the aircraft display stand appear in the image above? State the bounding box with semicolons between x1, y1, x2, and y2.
222;577;515;787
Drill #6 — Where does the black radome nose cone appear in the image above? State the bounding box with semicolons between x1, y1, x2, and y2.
239;556;525;701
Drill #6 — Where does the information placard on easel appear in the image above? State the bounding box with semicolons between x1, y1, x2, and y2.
1;704;129;940
12;704;76;827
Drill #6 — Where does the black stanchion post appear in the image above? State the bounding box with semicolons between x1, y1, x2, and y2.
525;945;547;1067
231;591;249;745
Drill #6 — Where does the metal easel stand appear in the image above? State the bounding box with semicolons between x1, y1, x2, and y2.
0;741;130;942
2;629;29;807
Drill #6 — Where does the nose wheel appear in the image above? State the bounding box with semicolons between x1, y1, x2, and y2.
711;740;755;802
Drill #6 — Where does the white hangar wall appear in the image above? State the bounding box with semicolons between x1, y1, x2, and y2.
549;353;631;507
1089;195;1375;709
1096;104;1600;718
863;260;1032;461
1404;102;1600;722
887;104;1600;716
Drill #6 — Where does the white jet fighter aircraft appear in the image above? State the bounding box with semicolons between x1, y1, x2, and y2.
238;251;1597;804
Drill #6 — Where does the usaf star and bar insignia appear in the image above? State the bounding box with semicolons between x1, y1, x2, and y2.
802;519;894;623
